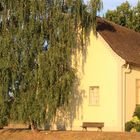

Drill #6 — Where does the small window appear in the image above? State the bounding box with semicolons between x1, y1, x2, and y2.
89;86;99;106
136;79;140;105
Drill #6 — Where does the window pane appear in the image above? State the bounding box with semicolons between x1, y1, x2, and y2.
89;86;99;106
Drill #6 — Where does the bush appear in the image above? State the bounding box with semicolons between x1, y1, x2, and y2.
133;106;140;119
125;106;140;132
125;121;135;132
125;116;140;132
136;126;140;132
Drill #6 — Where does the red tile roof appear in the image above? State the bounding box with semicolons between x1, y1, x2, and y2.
96;17;140;67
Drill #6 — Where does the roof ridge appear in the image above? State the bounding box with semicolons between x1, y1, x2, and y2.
96;16;140;35
96;17;140;67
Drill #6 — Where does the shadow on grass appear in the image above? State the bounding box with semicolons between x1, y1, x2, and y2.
0;128;33;134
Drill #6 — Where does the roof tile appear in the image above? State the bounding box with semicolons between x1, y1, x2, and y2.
97;17;140;67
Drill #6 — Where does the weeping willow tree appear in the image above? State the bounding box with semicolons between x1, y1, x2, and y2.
0;0;102;130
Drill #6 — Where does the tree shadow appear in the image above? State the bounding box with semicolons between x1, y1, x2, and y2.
52;77;85;131
68;88;85;130
0;128;30;134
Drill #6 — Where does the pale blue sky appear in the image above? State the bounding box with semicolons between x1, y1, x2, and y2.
84;0;139;16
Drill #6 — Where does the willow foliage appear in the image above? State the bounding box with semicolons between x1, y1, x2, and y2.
0;0;102;129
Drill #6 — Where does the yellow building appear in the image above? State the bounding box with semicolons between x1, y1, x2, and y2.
63;17;140;132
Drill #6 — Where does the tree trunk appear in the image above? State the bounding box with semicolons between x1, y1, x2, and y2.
0;127;3;129
29;117;38;132
30;121;38;132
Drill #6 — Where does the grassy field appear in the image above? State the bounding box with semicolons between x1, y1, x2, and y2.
0;129;140;140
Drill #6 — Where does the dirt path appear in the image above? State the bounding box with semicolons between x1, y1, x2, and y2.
0;129;140;140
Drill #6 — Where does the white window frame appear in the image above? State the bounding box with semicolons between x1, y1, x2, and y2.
89;86;100;106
